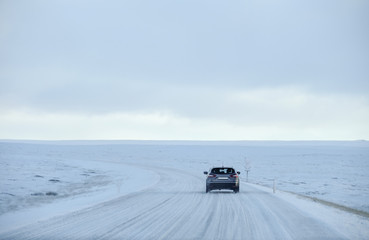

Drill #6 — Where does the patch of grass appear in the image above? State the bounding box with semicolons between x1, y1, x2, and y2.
45;192;58;196
49;179;61;183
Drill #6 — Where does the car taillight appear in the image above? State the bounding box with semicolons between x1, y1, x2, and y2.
208;174;216;178
230;174;238;178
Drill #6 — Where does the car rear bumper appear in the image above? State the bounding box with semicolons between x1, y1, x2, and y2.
207;182;238;190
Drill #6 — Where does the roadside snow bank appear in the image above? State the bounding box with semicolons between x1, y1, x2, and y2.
242;181;369;239
0;160;160;233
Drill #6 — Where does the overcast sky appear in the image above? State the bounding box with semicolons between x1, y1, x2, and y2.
1;0;368;140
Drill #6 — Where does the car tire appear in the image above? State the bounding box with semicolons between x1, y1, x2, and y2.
206;186;210;193
234;187;239;193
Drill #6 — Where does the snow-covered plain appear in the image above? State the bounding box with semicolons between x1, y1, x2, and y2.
0;140;368;239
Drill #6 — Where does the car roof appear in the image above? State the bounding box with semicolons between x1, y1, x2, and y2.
211;167;234;169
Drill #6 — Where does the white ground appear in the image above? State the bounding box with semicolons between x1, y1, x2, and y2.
0;141;368;239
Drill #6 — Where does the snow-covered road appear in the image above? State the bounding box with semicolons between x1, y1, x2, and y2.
0;165;353;240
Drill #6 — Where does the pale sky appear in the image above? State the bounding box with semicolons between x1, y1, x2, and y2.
1;0;368;140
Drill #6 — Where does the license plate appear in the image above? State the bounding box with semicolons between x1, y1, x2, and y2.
218;177;228;180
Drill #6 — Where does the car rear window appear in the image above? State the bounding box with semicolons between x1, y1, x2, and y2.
211;168;235;174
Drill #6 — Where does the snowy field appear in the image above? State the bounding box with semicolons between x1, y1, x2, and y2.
0;140;369;239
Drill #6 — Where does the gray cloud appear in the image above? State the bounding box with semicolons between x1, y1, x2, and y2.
1;0;368;92
1;0;369;140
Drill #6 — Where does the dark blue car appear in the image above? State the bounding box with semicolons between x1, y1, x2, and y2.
204;167;240;193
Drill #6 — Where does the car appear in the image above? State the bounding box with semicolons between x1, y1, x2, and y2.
204;167;240;193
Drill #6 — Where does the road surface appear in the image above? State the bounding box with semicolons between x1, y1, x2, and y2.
0;166;347;240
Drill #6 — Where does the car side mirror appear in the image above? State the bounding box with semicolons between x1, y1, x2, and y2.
204;171;208;175
237;171;240;174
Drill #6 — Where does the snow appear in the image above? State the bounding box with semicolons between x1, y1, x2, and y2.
0;140;368;239
246;182;369;239
0;143;160;232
